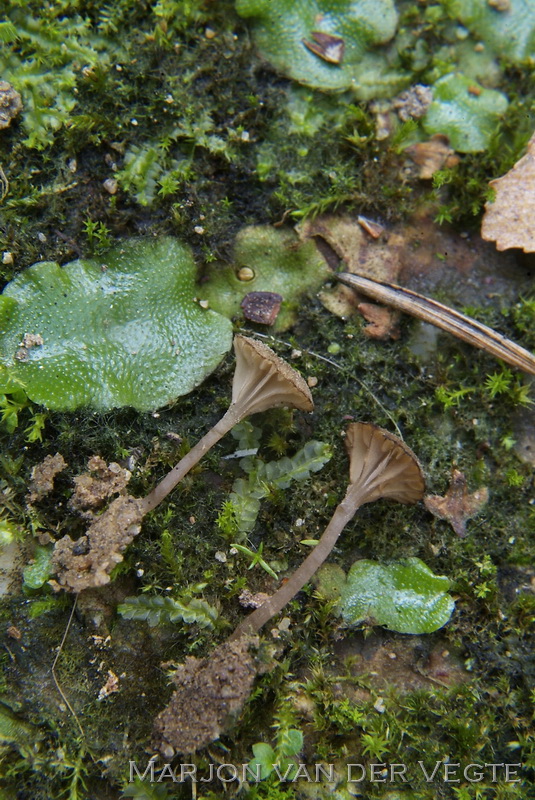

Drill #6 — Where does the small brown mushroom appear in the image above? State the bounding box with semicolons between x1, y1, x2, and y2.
52;336;312;592
152;422;425;756
141;335;313;513
231;422;424;639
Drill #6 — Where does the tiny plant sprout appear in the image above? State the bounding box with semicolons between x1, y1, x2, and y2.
230;422;425;639
141;335;313;513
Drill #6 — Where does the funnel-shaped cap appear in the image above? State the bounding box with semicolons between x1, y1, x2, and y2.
231;335;313;417
346;422;425;504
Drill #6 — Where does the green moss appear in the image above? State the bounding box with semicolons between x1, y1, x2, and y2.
0;0;534;797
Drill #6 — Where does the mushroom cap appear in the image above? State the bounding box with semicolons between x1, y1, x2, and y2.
346;422;425;504
231;335;313;416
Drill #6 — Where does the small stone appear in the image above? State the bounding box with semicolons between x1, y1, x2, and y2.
357;216;385;239
302;32;345;65
241;291;282;325
374;696;386;713
22;333;43;348
102;178;118;195
307;376;318;388
194;226;205;234
237;266;255;281
238;589;270;608
0;81;23;130
2;252;13;265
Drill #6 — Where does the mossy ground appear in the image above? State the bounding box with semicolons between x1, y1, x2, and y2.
0;1;534;799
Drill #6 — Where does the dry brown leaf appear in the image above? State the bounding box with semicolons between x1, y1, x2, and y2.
405;134;460;180
357;302;401;340
424;469;489;537
481;132;535;252
298;215;400;333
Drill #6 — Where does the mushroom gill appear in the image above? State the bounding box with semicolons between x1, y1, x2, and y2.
231;422;424;639
141;335;313;513
153;422;426;756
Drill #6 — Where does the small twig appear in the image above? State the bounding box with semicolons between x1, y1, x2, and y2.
51;594;86;740
0;164;8;202
337;273;535;376
245;330;403;438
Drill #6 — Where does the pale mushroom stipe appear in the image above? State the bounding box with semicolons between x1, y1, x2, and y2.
153;422;425;755
140;335;313;513
230;422;425;639
51;336;313;592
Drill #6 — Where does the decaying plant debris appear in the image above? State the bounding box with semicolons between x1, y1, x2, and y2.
26;452;66;504
2;1;535;797
481;131;535;252
336;272;535;376
425;469;489;538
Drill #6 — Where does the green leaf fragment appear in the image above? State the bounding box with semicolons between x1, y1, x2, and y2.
0;237;233;411
227;441;332;535
118;594;218;629
339;557;455;634
441;0;535;63
23;545;53;589
249;742;277;780
279;728;304;757
256;440;334;489
0;13;123;149
235;0;406;96
423;73;508;153
198;225;330;331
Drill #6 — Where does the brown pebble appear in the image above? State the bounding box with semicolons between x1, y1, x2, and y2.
241;291;282;325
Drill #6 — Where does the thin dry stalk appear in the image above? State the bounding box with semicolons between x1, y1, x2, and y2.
336;272;535;376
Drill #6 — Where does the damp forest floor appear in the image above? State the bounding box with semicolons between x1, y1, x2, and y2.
0;2;534;800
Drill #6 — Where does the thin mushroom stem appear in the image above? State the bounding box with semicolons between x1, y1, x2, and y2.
141;336;313;514
140;405;241;514
230;483;367;640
